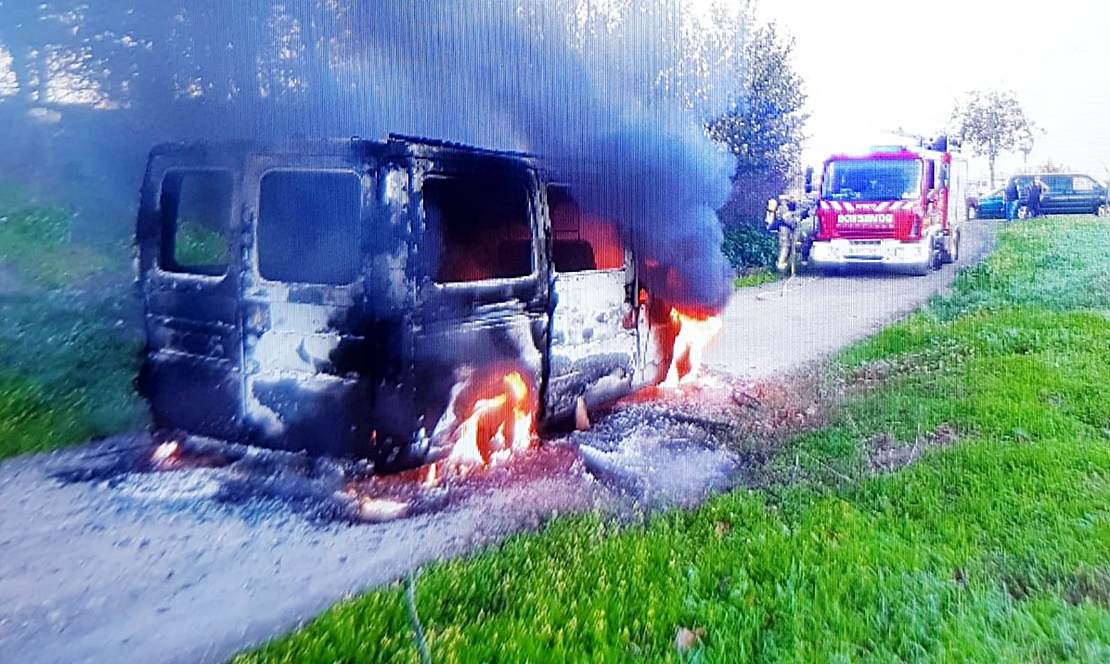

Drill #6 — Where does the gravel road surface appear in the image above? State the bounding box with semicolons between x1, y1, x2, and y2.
0;221;998;664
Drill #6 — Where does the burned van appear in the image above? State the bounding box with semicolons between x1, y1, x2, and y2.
136;135;677;471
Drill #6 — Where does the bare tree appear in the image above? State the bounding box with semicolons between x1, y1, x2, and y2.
1034;159;1070;174
949;90;1036;188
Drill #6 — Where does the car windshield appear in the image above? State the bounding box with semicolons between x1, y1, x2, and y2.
821;159;922;201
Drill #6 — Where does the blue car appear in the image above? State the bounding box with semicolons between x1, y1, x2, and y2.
968;187;1005;219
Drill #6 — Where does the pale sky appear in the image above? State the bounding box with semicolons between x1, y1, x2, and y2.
753;0;1110;188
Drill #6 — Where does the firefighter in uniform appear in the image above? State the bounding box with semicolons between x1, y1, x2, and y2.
765;193;802;274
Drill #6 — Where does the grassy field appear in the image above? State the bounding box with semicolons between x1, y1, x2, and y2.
733;269;781;288
236;217;1110;663
0;184;146;459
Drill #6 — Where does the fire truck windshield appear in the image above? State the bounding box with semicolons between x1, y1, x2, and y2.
821;159;922;202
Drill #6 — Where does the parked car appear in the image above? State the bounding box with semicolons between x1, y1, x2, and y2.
1008;173;1110;218
967;187;1005;219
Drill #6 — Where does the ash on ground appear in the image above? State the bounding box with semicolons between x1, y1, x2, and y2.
568;367;838;508
46;366;835;534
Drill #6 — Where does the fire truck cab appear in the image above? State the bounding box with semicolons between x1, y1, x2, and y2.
807;136;968;276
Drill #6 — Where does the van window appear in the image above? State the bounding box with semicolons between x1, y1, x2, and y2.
258;170;362;285
424;172;533;283
1043;175;1068;194
159;170;233;276
548;185;623;272
1074;176;1095;191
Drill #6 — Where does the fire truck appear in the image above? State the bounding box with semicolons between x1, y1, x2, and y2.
806;135;968;276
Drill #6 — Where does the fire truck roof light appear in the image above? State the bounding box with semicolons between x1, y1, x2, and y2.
868;145;909;153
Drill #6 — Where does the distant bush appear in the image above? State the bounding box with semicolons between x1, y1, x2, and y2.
0;190;116;287
721;221;778;271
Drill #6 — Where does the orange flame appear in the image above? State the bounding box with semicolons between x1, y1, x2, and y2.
662;308;723;387
447;370;536;468
423;462;440;488
151;440;180;469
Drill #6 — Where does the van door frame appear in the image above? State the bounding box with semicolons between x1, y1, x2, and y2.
137;149;245;442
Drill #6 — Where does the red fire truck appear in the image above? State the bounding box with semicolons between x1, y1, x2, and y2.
806;135;968;276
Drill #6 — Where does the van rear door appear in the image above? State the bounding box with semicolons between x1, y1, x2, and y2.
137;148;242;440
238;149;390;457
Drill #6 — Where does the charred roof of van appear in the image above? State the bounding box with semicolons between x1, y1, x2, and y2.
146;135;543;168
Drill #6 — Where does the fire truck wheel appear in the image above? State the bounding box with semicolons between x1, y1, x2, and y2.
909;260;930;277
940;230;960;264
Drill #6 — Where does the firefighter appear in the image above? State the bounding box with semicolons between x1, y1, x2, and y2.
766;193;801;273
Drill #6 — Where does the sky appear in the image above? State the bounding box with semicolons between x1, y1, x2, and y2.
752;0;1110;189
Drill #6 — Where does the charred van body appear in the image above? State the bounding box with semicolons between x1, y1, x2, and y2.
135;136;674;471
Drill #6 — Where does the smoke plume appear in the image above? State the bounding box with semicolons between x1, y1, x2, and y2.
1;0;744;311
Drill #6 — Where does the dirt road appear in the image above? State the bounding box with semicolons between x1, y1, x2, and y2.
0;221;998;664
708;220;998;381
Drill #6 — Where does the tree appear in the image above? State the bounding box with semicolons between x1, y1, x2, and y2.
949;90;1036;188
1034;159;1069;174
705;22;808;229
1016;125;1034;165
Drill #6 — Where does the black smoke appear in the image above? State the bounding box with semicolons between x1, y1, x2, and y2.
0;0;741;311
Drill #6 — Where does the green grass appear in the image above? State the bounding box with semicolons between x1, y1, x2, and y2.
0;183;146;459
174;218;229;268
235;217;1110;661
734;269;780;288
0;184;123;287
0;293;146;459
